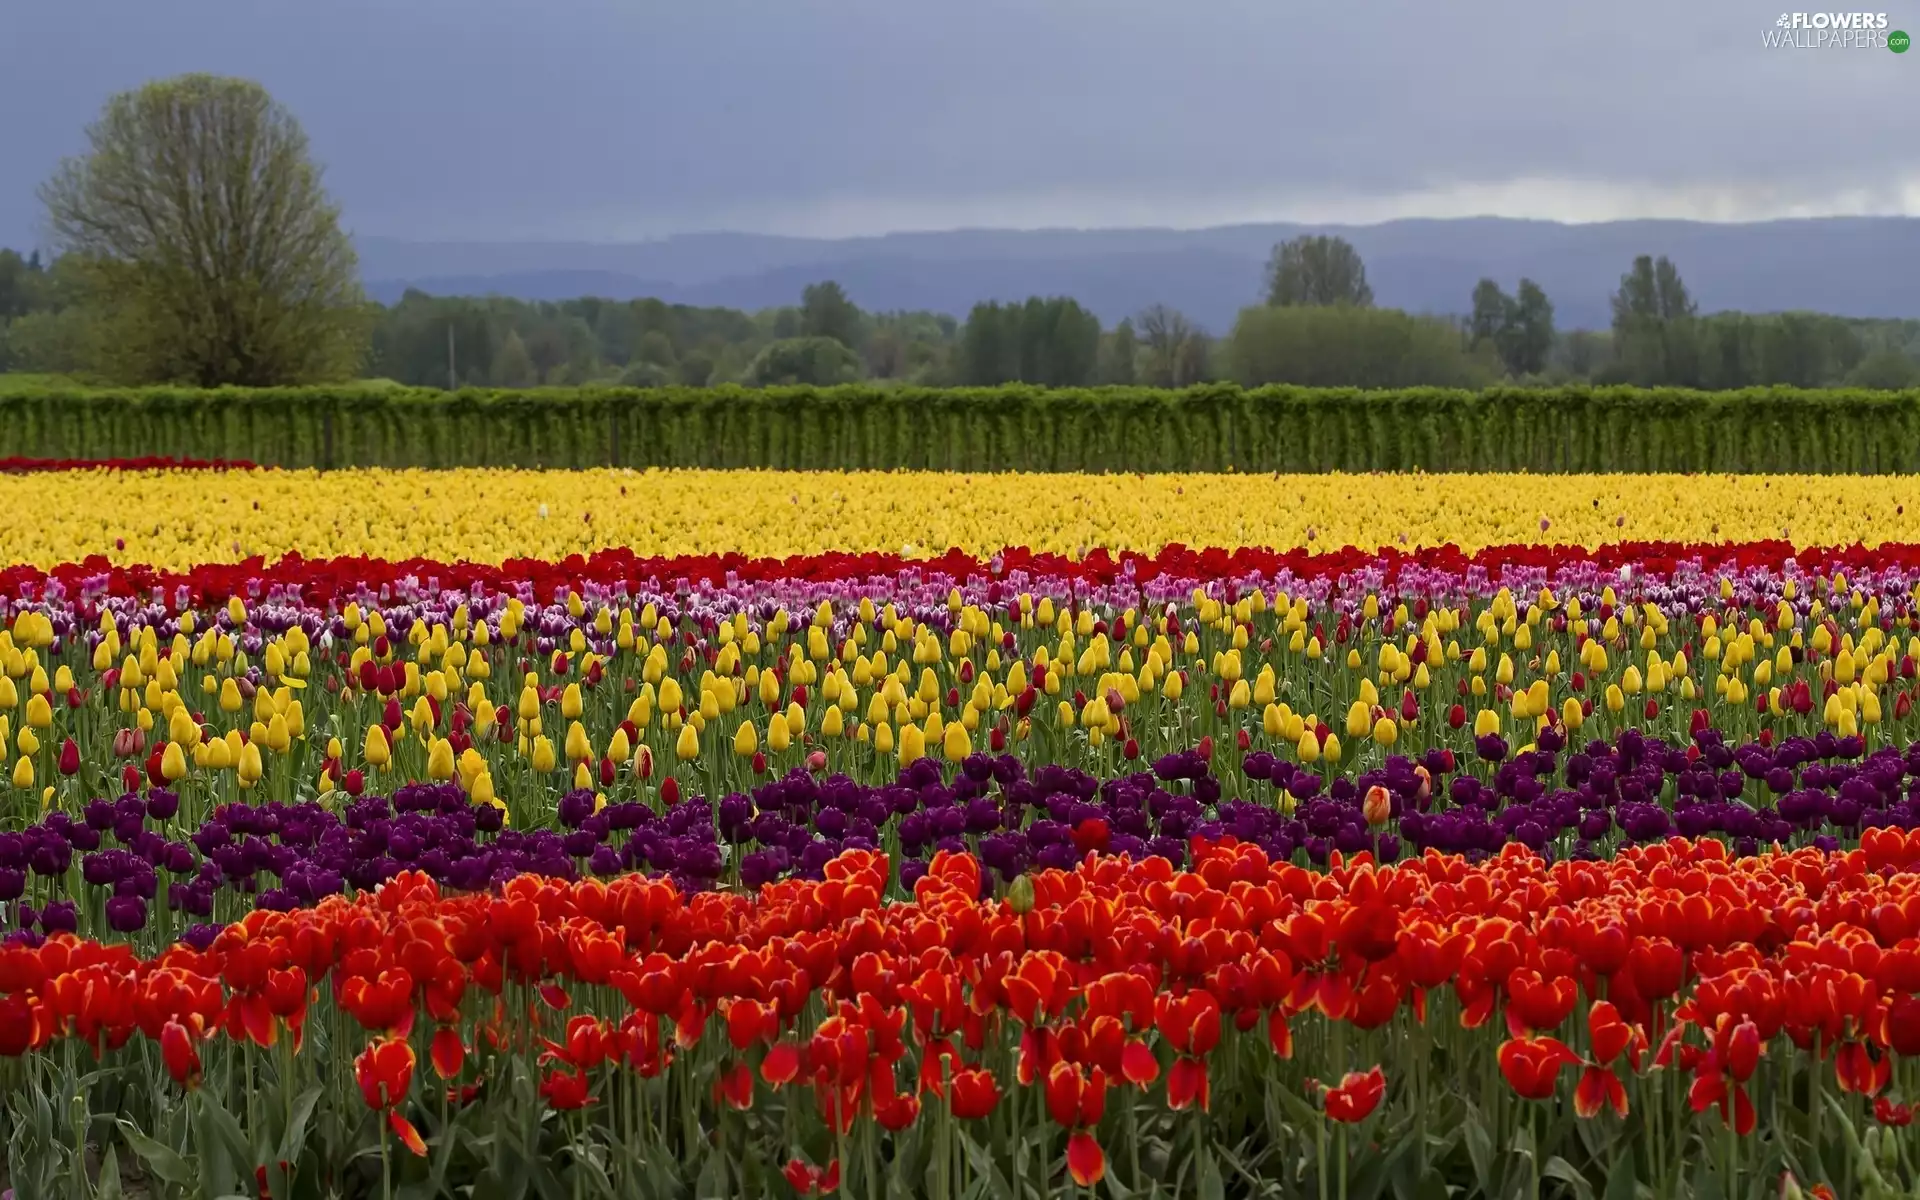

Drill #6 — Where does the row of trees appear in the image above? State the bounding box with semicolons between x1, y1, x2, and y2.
5;74;1918;391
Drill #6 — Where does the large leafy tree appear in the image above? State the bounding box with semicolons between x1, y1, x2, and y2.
1264;235;1373;308
39;74;370;385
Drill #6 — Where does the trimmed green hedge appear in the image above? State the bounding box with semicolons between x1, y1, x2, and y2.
3;383;1920;472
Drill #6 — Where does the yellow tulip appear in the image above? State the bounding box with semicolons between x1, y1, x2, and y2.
364;723;391;768
943;721;971;762
531;735;558;772
427;738;456;780
237;740;264;785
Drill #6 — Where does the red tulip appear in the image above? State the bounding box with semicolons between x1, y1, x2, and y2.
1167;1057;1210;1112
159;1020;200;1090
354;1038;415;1111
760;1036;798;1082
1586;1002;1637;1067
714;1061;754;1110
1323;1067;1386;1122
1723;1020;1761;1084
1506;969;1577;1033
541;1068;592;1110
430;1027;465;1080
949;1067;1001;1119
1043;1061;1107;1130
1498;1037;1577;1100
874;1089;920;1131
1574;1066;1628;1119
1155;991;1221;1057
1066;1132;1106;1187
1835;1040;1888;1096
783;1159;840;1196
57;738;79;777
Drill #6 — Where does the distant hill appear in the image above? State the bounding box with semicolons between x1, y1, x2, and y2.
358;217;1920;332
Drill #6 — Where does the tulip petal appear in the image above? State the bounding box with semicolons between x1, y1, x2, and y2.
387;1111;427;1156
1066;1132;1106;1188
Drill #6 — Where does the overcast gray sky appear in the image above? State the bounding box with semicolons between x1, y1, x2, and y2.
1;0;1913;246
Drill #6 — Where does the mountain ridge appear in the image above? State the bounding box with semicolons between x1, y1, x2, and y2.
357;216;1920;332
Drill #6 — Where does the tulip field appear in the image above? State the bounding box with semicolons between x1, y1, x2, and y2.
4;462;1920;1198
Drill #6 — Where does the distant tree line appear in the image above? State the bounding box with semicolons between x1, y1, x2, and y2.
5;76;1919;391
10;235;1920;392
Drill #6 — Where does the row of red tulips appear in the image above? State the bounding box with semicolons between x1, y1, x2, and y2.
0;832;1916;1197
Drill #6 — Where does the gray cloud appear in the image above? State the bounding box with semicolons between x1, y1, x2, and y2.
2;0;1915;245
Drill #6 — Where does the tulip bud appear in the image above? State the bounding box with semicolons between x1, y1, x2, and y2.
942;722;971;762
237;741;264;785
532;736;558;773
1006;874;1035;914
364;724;391;768
1363;785;1391;827
427;738;456;781
57;737;79;777
660;776;680;805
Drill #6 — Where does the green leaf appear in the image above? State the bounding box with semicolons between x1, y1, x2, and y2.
193;1095;245;1196
1602;1157;1641;1200
1346;1128;1417;1200
1196;1145;1225;1200
1272;1086;1322;1131
694;1143;728;1199
1463;1112;1495;1198
1544;1156;1596;1200
94;1143;124;1200
273;1083;324;1163
118;1118;194;1185
470;1166;529;1200
957;1128;1018;1200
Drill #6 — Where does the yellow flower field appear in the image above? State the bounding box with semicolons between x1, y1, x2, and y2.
4;467;1918;568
